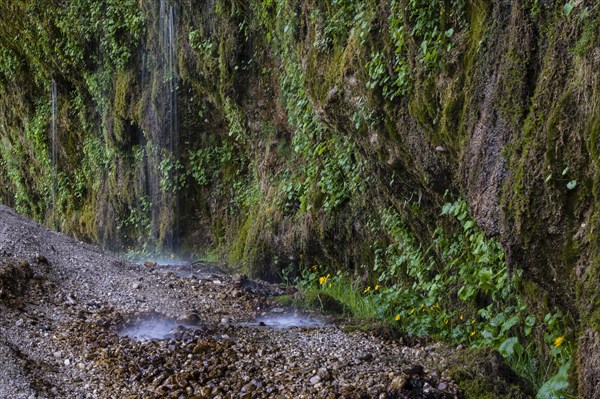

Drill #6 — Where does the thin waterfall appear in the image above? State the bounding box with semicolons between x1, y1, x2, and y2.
51;79;58;224
145;0;178;253
168;4;178;159
167;3;178;253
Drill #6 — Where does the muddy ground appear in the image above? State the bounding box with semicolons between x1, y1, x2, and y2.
0;205;530;399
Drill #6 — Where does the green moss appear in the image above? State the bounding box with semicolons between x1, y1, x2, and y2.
464;0;487;74
114;70;133;119
447;349;534;398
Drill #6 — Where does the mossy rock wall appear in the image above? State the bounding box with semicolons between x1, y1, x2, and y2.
0;0;599;395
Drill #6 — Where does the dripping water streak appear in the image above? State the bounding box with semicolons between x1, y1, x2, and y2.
51;79;58;224
167;4;178;253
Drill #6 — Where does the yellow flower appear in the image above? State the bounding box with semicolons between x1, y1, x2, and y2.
319;274;331;285
374;285;379;291
460;314;464;321
471;319;476;324
328;283;332;288
364;286;371;294
410;308;416;314
554;336;564;348
470;331;476;337
311;265;318;271
444;319;449;325
395;314;400;321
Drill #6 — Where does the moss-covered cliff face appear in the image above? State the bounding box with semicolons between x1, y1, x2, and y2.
1;0;599;395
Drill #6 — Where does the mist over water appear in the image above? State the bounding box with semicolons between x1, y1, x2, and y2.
119;315;202;341
251;315;326;329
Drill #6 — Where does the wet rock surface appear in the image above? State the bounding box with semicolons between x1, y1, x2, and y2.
0;205;517;398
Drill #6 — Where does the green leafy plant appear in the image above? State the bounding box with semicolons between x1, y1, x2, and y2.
297;197;574;392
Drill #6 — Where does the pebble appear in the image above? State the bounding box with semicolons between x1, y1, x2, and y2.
317;368;330;381
64;359;71;366
309;375;321;385
53;351;63;359
390;375;408;390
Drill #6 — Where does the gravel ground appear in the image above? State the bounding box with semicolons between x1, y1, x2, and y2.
0;205;485;398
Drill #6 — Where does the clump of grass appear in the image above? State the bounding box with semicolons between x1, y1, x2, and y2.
297;267;381;319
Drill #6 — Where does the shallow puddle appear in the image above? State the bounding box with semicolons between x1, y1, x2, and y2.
119;316;200;341
134;257;225;279
247;314;326;329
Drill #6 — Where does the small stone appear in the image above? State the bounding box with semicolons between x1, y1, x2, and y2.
34;253;48;264
437;382;448;390
64;359;71;366
389;375;408;391
78;363;85;370
309;375;321;385
241;383;255;392
66;293;77;305
251;380;263;388
133;283;141;290
15;319;24;327
183;312;201;324
422;382;435;394
317;368;331;381
144;261;157;267
403;364;424;376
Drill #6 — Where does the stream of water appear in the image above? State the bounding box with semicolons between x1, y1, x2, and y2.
50;79;58;227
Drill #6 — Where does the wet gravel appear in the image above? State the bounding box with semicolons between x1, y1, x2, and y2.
0;205;463;398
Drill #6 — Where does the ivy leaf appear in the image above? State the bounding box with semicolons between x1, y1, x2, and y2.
444;28;454;38
566;180;577;190
501;315;520;334
463;220;475;230
498;337;520;358
536;362;571;399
